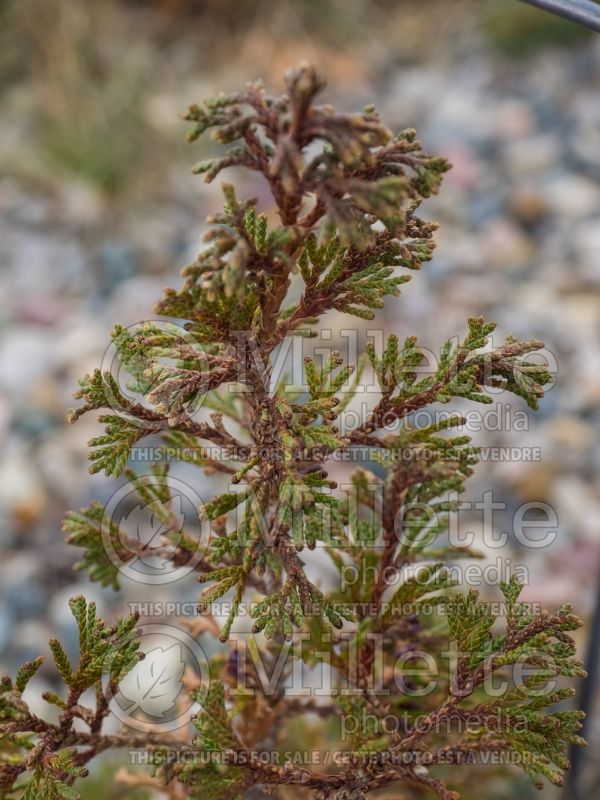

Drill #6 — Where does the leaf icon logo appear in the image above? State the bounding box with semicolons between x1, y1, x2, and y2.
120;495;186;568
102;476;209;585
118;643;185;719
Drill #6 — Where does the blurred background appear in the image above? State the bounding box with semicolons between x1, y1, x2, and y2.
0;0;599;797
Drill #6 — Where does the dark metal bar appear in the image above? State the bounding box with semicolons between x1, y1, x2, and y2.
563;568;600;799
520;0;600;31
518;0;599;795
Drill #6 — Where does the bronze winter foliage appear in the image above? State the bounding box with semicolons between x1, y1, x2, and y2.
0;65;586;799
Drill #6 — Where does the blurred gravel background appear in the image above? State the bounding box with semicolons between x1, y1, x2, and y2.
0;1;599;797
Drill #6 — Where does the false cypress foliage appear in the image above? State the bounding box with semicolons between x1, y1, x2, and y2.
0;598;141;798
0;66;586;799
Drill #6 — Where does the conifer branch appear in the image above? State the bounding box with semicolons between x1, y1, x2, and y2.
1;65;583;800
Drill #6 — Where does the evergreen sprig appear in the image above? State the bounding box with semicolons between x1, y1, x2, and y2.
1;65;584;800
0;598;142;797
